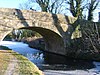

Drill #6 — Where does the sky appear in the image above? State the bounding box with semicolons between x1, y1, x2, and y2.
0;0;27;9
0;0;99;22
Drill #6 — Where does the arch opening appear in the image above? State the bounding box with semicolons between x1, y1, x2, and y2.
3;27;66;55
20;27;66;55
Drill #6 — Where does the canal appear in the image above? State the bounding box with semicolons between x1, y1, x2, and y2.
0;41;100;75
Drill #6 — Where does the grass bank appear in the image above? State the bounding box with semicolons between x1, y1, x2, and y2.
0;46;44;75
0;50;10;74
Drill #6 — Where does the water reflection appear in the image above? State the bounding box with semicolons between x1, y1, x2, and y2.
26;52;44;60
42;52;95;71
22;50;96;71
19;51;44;68
0;41;100;74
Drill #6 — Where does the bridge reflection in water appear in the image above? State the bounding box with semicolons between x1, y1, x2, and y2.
0;41;100;75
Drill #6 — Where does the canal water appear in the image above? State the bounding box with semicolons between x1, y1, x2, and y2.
0;41;100;75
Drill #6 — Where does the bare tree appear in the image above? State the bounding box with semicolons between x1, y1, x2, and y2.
65;0;100;20
19;0;65;14
87;0;100;21
65;0;85;19
34;0;49;12
48;0;65;14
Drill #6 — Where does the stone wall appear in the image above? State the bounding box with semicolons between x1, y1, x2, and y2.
0;8;100;58
0;8;77;47
0;8;76;55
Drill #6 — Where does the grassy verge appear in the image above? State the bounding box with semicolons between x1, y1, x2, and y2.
0;46;10;50
0;46;43;75
0;50;10;74
11;51;43;75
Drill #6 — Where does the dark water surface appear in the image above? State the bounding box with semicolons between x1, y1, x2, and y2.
0;41;100;75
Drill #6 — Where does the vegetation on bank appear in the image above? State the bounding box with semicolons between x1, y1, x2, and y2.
0;46;43;75
0;50;10;74
12;51;43;75
0;46;10;50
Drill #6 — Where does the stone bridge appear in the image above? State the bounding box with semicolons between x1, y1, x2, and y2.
0;8;100;56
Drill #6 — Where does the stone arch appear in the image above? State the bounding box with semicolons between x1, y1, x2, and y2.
1;30;13;41
20;27;66;55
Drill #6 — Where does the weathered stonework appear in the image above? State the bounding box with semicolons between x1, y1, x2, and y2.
0;8;100;57
0;8;77;55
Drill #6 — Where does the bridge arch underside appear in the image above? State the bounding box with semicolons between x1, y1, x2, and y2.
20;27;66;55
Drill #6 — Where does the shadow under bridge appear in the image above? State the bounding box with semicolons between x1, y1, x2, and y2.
20;27;66;55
